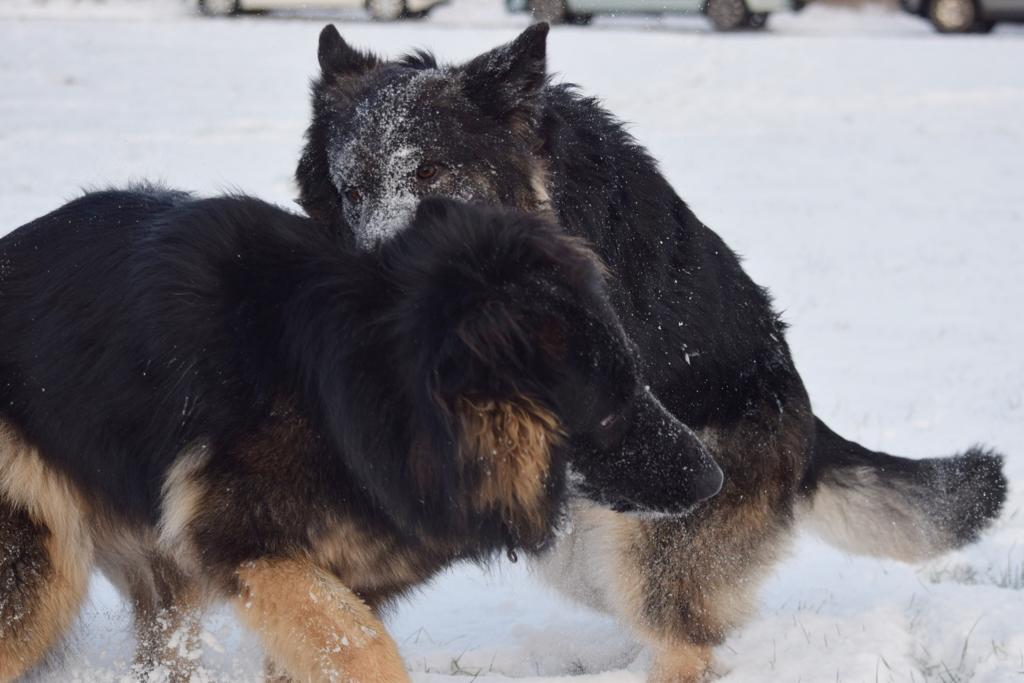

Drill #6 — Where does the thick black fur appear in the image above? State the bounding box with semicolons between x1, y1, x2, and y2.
0;188;720;571
296;24;1007;537
296;23;801;438
293;26;1008;668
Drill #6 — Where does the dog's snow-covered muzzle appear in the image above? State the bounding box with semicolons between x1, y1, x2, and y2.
567;389;723;516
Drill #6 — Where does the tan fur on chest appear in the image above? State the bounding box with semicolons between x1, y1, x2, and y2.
455;396;562;535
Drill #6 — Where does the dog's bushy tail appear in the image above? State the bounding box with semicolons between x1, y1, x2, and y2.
798;417;1007;562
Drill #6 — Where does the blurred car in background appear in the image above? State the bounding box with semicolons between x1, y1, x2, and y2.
899;0;1024;31
506;0;805;30
198;0;445;19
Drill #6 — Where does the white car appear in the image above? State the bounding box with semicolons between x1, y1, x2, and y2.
507;0;804;30
198;0;446;20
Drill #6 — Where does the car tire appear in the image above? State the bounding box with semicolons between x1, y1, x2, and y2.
530;0;568;23
706;0;752;30
746;11;769;28
367;0;406;21
198;0;239;16
567;11;593;24
928;0;978;32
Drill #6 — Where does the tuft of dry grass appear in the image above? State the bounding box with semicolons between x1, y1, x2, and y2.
927;552;1024;591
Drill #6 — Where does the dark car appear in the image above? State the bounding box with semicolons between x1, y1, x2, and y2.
900;0;1024;32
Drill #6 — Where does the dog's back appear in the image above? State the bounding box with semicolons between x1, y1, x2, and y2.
1;187;195;677
2;187;187;514
0;187;324;523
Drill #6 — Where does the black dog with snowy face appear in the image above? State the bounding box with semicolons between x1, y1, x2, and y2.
295;24;1008;681
0;190;720;682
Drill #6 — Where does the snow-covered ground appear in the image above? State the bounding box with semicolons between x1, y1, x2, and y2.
2;2;1022;681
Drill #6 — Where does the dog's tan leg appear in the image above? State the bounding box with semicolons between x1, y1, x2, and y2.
648;641;712;683
130;555;204;683
132;590;203;683
0;426;93;681
234;558;410;683
92;516;205;683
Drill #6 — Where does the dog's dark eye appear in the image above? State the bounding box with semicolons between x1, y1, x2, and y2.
345;188;362;204
415;163;438;181
599;413;620;430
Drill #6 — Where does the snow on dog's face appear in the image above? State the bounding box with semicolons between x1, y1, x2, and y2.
298;24;552;249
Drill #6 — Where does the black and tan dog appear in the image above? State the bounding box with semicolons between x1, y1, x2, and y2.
0;190;722;681
295;25;1009;681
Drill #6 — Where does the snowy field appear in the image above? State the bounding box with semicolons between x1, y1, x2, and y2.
2;1;1023;681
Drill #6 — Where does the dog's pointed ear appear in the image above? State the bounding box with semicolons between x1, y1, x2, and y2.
461;23;549;120
427;302;572;418
318;24;380;80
